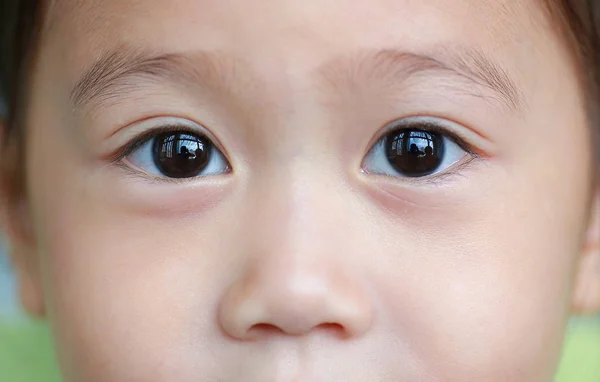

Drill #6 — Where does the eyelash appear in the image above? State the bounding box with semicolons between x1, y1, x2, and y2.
372;120;477;157
108;119;481;185
108;124;206;163
107;124;224;184
363;119;482;183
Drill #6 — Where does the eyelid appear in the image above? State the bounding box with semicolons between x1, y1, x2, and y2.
102;117;230;164
107;125;203;163
365;155;478;187
360;116;486;184
112;129;231;185
366;116;484;159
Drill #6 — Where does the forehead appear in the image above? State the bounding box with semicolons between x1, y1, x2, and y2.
45;0;550;58
39;0;562;114
35;0;571;138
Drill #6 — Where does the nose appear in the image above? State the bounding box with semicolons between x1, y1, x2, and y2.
219;256;373;340
218;181;373;340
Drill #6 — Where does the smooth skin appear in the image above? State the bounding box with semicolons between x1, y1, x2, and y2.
1;0;600;381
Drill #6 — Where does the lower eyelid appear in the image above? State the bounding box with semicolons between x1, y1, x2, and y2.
364;156;479;190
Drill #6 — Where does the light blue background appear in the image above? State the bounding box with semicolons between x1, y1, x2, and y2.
0;241;19;318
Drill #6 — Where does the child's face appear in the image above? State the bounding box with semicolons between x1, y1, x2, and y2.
4;0;600;381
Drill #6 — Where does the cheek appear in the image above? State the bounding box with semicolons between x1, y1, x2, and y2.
29;188;235;380
370;167;587;379
376;216;574;379
25;119;233;380
25;124;587;382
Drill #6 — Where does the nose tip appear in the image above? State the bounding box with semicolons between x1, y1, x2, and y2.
219;270;372;340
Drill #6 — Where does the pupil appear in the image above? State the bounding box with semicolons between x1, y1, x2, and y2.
153;132;211;178
385;129;445;177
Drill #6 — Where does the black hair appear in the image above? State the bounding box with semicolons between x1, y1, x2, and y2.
1;0;43;137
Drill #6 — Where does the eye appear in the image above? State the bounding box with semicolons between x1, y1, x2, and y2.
362;119;470;178
123;130;230;179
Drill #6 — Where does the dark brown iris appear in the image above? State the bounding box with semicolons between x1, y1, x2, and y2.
385;130;445;177
153;132;211;178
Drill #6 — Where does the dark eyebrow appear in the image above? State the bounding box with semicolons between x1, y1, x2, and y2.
318;48;526;113
70;47;239;111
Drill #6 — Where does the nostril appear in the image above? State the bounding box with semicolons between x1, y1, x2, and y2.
316;323;344;331
315;323;347;338
248;323;285;337
247;323;346;338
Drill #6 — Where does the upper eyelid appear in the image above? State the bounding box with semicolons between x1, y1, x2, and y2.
104;125;201;163
107;116;481;176
117;126;205;160
103;118;231;163
366;117;480;157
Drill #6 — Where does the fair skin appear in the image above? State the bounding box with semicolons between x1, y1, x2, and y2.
1;0;600;380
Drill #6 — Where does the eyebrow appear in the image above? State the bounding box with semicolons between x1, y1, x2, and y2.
318;48;525;113
70;47;241;111
71;46;525;114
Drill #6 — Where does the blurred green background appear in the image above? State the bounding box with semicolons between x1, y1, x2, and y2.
1;245;599;381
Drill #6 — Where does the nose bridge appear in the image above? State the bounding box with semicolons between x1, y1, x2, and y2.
245;157;348;259
254;163;354;274
218;170;373;340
